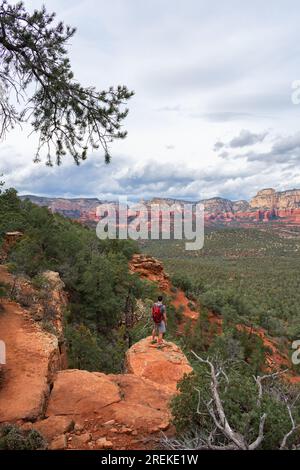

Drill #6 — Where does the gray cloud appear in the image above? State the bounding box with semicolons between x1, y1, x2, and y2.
272;132;300;154
229;129;268;148
244;132;300;164
197;112;260;122
214;129;268;152
213;141;224;151
215;131;300;170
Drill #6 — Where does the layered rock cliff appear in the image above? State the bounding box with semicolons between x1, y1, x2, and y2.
249;188;300;210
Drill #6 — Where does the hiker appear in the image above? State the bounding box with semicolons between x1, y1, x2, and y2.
151;295;167;346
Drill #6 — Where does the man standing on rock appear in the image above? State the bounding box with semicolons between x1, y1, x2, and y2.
151;296;167;348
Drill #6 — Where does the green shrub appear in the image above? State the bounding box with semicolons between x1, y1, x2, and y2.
65;323;127;373
0;282;8;298
0;424;46;450
187;301;196;311
178;305;185;314
171;274;192;293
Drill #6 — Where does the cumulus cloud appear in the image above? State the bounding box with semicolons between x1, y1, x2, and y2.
2;0;300;202
2;148;292;203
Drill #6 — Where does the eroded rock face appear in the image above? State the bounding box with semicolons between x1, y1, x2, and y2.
0;266;67;423
250;188;277;209
0;299;61;422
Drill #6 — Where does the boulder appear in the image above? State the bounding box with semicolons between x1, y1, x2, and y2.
49;434;67;450
96;437;113;449
125;337;192;392
46;369;120;418
31;416;74;442
69;432;91;448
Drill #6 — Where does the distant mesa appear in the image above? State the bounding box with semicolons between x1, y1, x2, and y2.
19;187;300;227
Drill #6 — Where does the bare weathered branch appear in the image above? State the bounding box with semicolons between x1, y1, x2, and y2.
248;413;267;450
280;394;300;450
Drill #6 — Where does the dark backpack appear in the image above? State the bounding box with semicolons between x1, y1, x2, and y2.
152;303;164;324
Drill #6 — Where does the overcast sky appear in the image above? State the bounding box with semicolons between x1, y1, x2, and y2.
2;0;300;201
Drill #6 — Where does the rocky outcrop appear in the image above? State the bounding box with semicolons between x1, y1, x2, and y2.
0;231;23;261
0;256;193;449
125;338;192;393
129;254;200;324
38;337;191;449
0;258;191;448
45;363;173;433
0;266;67;423
129;254;171;291
0;299;62;422
39;271;68;337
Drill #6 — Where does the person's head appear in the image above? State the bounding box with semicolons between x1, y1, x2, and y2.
157;295;163;302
